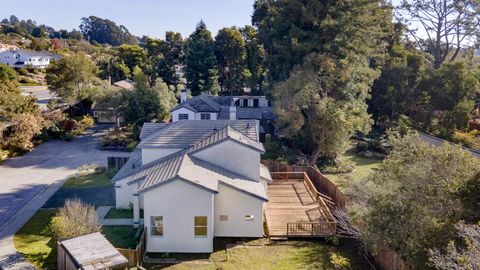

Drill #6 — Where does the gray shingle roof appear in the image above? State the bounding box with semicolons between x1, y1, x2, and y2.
171;94;224;112
138;120;259;148
236;107;276;120
419;132;480;158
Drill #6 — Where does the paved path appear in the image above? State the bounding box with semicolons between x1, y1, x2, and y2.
0;125;130;268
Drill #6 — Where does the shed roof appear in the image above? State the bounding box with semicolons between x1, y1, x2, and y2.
59;232;128;270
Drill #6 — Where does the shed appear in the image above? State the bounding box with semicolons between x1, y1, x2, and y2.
57;232;128;270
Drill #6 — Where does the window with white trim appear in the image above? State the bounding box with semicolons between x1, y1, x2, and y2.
179;114;189;120
200;113;211;120
194;216;208;236
151;216;163;236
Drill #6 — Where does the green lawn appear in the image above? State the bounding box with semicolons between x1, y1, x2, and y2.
62;173;112;188
149;239;367;270
105;208;144;219
323;143;383;189
14;209;139;269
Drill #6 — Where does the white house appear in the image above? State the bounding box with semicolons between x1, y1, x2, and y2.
111;120;272;253
171;90;276;141
0;49;60;68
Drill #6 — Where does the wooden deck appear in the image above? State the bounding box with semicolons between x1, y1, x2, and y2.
265;173;336;237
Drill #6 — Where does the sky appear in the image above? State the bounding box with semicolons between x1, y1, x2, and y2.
1;0;256;38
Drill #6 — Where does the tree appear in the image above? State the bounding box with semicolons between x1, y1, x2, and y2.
355;135;480;268
49;199;101;240
185;21;219;96
215;27;248;95
254;0;392;163
45;54;99;102
241;25;266;94
158;31;185;86
79;16;138;46
3;113;47;150
96;85;129;128
98;56;130;82
429;222;480;270
31;26;47;38
124;68;177;124
116;44;146;72
0;64;38;120
397;0;480;68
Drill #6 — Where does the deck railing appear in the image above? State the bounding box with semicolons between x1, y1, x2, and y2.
270;171;337;236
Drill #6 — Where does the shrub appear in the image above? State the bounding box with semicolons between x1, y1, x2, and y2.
330;252;350;269
452;130;480;149
19;77;36;84
318;158;355;174
127;141;138;152
77;115;94;131
47;99;57;110
48;199;101;240
58;119;77;133
17;68;29;76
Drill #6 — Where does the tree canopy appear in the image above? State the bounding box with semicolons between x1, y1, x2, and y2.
254;0;392;163
80;16;138;46
185;21;219;96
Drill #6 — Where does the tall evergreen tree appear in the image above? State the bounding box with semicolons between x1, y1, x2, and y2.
241;25;266;95
185;21;219;96
254;0;392;163
214;27;248;95
158;31;185;86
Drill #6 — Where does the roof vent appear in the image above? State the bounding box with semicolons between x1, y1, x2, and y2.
246;123;250;129
213;125;218;131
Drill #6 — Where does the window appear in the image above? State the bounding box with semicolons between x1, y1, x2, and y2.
200;113;211;120
243;99;248;107
245;215;254;221
151;216;163;236
179;114;189;120
253;99;259;107
219;215;228;221
194;216;208;236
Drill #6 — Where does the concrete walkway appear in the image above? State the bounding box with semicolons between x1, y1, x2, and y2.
0;125;130;269
96;206;143;226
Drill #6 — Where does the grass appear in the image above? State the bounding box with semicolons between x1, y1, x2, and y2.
323;142;383;189
105;208;144;219
147;239;367;270
62;173;112;188
14;209;140;269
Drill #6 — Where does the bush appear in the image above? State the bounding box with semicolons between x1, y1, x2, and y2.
452;130;480;149
17;68;29;76
58;119;77;133
19;77;37;85
48;199;101;240
330;252;350;269
76;115;94;132
126;141;138;152
318;158;355;174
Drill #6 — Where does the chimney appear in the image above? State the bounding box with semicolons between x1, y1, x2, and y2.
229;106;237;120
180;89;187;103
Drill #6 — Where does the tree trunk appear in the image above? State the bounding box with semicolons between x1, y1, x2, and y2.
308;144;322;166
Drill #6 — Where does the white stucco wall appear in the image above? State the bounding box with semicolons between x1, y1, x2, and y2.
192;140;260;181
171;108;195;122
214;184;264;237
141;148;182;164
143;179;215;253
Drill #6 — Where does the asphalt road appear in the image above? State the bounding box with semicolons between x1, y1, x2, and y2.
0;125;130;260
19;85;54;110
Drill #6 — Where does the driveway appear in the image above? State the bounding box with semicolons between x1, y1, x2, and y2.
0;125;130;266
19;86;55;110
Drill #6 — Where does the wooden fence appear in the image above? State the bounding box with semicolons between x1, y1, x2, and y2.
262;160;346;209
117;228;146;268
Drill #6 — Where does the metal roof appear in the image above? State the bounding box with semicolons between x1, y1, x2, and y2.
138;120;259;149
139;122;169;140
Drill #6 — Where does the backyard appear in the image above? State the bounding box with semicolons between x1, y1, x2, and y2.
323;142;383;189
143;239;368;269
14;209;140;269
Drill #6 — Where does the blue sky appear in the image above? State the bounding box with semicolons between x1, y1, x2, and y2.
1;0;255;38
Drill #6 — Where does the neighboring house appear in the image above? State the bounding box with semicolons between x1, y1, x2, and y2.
171;90;276;141
113;79;134;90
0;49;61;68
111;120;271;253
0;43;19;53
